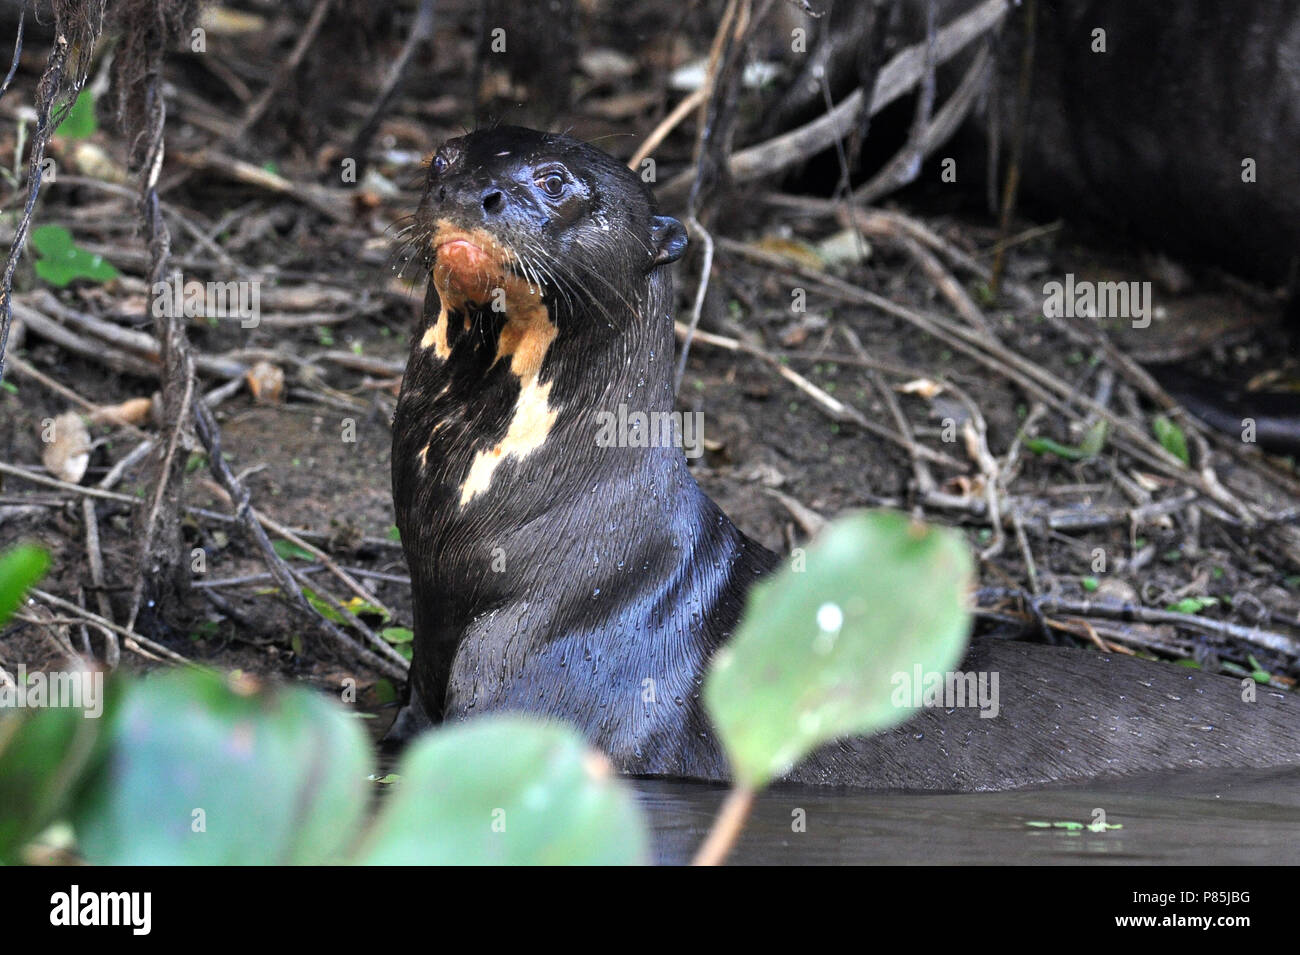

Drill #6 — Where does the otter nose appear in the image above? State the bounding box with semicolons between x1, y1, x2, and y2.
481;188;504;215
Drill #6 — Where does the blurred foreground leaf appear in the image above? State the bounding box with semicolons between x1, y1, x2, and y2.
0;681;119;865
705;510;973;787
72;670;370;864
357;716;647;865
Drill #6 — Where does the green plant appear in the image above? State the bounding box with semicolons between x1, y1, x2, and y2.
0;545;49;625
1023;419;1108;462
29;224;119;287
54;89;97;140
697;510;972;863
1152;415;1189;465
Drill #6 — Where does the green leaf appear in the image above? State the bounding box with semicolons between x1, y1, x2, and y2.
1152;415;1189;465
380;626;413;645
356;716;647;865
971;281;995;307
1166;596;1218;614
1023;420;1108;462
72;670;370;864
272;539;316;562
54;89;97;140
29;224;119;287
1078;419;1108;457
301;587;344;623
342;596;389;622
189;620;220;642
1246;655;1271;684
0;679;121;864
704;510;973;788
0;545;50;627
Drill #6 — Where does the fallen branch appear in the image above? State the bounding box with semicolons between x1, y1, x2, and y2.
977;587;1300;658
656;0;1010;202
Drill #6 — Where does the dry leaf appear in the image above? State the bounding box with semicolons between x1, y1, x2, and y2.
752;237;824;272
898;378;945;399
69;141;129;183
578;48;639;81
89;396;153;427
41;411;91;484
246;361;285;404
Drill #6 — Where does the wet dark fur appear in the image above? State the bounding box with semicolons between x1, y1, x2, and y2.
390;127;772;777
390;127;1300;790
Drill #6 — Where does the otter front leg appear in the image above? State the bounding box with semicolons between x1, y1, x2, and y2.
382;599;456;743
383;682;433;743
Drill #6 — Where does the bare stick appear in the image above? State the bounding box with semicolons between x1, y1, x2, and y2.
990;0;1036;294
231;0;336;142
0;2;25;103
840;325;934;496
81;497;120;667
30;588;193;666
852;45;993;206
347;0;437;180
171;150;353;222
849;205;995;337
977;588;1300;658
0;461;139;504
126;63;197;634
0;34;70;384
628;87;707;171
716;237;1255;522
255;510;398;624
674;217;713;395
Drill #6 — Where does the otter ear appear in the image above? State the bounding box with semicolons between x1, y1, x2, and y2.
648;215;688;269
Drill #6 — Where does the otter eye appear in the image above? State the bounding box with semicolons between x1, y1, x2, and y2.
537;171;566;198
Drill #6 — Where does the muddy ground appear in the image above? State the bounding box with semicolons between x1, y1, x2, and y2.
2;1;1298;725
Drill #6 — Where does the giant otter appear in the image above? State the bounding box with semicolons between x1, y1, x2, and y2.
390;126;1300;790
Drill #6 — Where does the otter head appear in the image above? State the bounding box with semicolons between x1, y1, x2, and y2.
414;126;687;325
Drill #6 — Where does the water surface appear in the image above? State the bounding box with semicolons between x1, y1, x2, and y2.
636;768;1300;865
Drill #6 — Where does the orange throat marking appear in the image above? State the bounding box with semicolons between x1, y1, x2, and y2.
419;220;560;506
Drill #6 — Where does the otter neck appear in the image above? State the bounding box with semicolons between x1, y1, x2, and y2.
398;267;679;538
